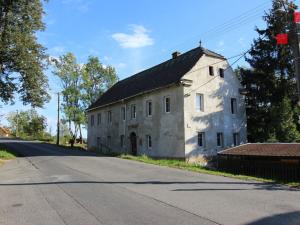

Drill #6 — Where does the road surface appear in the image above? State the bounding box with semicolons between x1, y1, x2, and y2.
0;139;299;225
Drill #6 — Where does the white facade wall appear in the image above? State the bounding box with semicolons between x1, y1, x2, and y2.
87;85;185;158
87;54;247;163
182;55;247;162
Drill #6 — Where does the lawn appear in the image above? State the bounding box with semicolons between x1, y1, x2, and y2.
0;145;17;160
119;154;300;188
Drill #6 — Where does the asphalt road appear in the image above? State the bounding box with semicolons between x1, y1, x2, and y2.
0;139;299;225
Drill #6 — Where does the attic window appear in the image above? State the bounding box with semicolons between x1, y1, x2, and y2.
209;66;214;76
219;68;224;78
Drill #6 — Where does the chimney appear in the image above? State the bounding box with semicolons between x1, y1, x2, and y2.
172;51;181;59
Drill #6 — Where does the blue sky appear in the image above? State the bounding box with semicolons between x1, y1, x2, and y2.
2;0;297;137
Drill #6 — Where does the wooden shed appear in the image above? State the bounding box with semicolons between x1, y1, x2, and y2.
218;143;300;181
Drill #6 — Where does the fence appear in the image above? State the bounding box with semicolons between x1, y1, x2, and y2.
218;156;300;181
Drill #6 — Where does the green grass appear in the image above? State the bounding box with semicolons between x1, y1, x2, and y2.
0;145;17;160
119;154;300;188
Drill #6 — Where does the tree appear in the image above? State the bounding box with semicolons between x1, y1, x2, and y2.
0;0;50;107
270;96;300;142
52;53;118;146
240;0;300;142
7;109;47;139
52;53;85;145
81;56;118;109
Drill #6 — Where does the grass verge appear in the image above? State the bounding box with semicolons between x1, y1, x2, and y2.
0;144;17;160
119;154;300;188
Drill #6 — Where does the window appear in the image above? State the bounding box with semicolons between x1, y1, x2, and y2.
209;66;214;76
131;104;136;119
164;96;170;113
196;94;204;112
121;107;126;121
91;115;94;127
120;135;124;147
217;132;224;147
197;132;205;147
231;98;237;114
233;132;240;146
219;68;224;78
146;100;152;117
107;111;112;123
147;135;152;149
97;113;101;125
107;136;111;146
97;137;101;149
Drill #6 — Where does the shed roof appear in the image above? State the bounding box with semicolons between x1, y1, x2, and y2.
87;47;225;110
218;143;300;157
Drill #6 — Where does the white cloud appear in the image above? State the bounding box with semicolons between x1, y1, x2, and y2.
112;25;154;49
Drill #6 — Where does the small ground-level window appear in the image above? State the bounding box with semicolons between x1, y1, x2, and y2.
209;66;214;76
197;132;205;147
217;132;224;147
97;137;101;149
120;135;124;147
164;96;170;113
219;68;224;78
233;132;240;146
91;115;94;126
147;135;152;149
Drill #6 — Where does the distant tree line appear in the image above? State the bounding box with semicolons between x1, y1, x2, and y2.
7;109;51;140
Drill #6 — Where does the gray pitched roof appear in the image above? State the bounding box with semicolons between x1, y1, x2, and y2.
88;47;225;110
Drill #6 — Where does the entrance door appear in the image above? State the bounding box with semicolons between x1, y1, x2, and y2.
130;132;137;155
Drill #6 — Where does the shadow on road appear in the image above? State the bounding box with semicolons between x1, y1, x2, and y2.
245;211;300;225
0;180;298;191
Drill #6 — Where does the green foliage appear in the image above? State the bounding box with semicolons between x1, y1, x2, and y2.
7;109;48;140
0;0;50;107
52;53;118;140
240;0;300;142
81;56;118;109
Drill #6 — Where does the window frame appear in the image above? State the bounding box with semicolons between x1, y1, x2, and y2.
146;100;152;117
219;68;224;78
233;132;240;146
231;98;237;114
91;115;95;127
217;132;224;147
131;104;136;119
107;110;112;124
197;132;205;147
164;96;171;113
97;113;101;125
120;135;124;147
209;66;214;76
121;106;126;121
196;93;204;112
147;135;152;149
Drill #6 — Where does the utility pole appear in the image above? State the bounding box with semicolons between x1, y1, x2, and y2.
16;110;19;138
56;92;60;145
289;10;300;104
280;1;300;103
